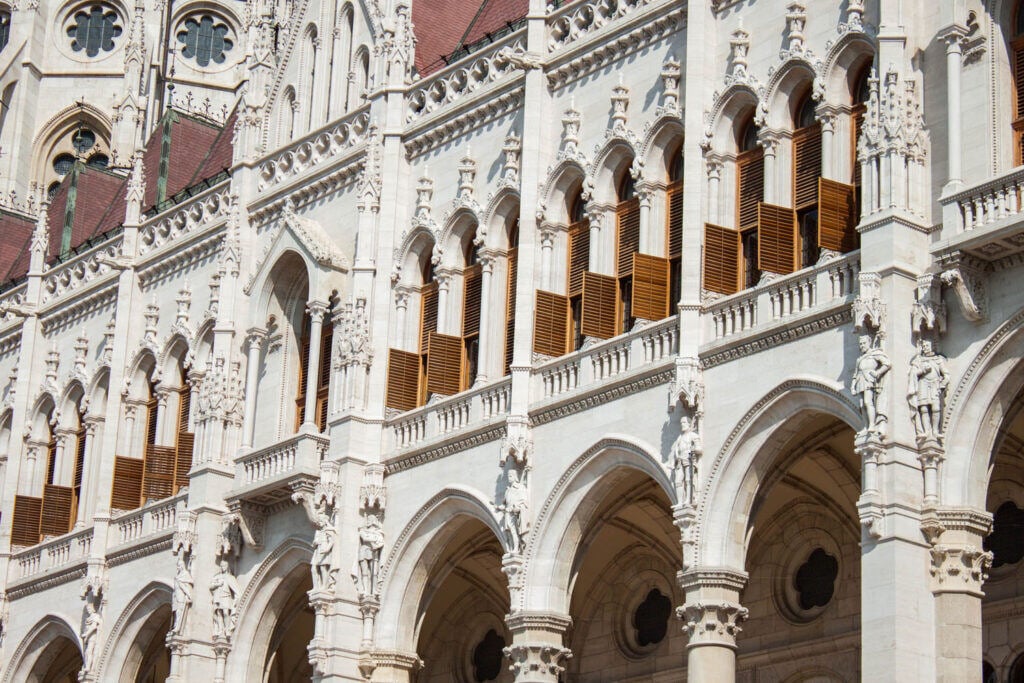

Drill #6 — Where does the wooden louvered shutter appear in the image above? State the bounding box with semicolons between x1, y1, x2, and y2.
737;147;765;232
73;427;86;487
463;264;482;337
385;348;422;412
44;438;57;485
667;180;683;259
580;272;618;340
420;282;439;353
315;322;333;431
40;484;73;536
295;319;311;428
174;433;194;492
567;219;590;296
793;124;822;210
703;224;741;295
757;203;798;275
142;445;177;502
504;247;518;374
110;456;144;511
426;332;463;396
616;197;641;276
852;103;866;187
631;254;671;321
818;178;859;253
533;290;570;357
177;387;191;432
11;495;42;546
1014;40;1024;164
145;397;158;447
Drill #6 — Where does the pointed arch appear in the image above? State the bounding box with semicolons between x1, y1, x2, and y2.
394;224;437;287
2;614;82;683
763;57;818;130
375;486;509;651
705;82;764;154
818;32;876;105
94;581;172;683
539;158;587;225
587;136;638;205
437;206;481;268
481;187;521;251
639;114;685;177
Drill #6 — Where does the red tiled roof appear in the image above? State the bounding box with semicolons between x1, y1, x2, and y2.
0;212;35;282
413;0;528;77
188;108;237;186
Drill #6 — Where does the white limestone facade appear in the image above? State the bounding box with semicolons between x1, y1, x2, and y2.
0;0;1020;681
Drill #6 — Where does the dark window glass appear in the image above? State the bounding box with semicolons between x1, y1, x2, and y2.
47;181;60;199
52;153;76;176
86;153;108;170
177;15;233;67
985;501;1024;568
67;5;122;58
984;660;997;683
742;229;759;288
0;12;11;52
739;118;759;152
1017;0;1024;37
72;128;95;155
794;548;839;611
472;629;505;682
1012;652;1024;683
796;94;816;129
618;171;635;201
633;588;671;647
799;209;819;267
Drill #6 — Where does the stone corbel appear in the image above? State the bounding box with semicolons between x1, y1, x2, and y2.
911;273;947;336
226;501;266;551
855;433;885;539
939;255;987;323
853;271;886;333
501;417;532;469
670;357;705;414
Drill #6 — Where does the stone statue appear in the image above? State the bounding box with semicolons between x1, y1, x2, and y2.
907;339;949;440
671;414;702;506
81;599;102;673
171;554;194;634
354;514;384;597
311;504;338;591
209;559;240;640
851;334;891;435
498;467;530;555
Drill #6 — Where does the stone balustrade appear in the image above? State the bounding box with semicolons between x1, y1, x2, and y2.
110;494;183;548
387;377;512;451
941;166;1024;235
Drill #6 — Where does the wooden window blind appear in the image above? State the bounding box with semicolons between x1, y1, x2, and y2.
851;103;866;187
295;315;311;429
631;253;671;321
72;425;86;526
315;321;333;431
40;484;73;537
616;197;641;277
142;444;177;502
818;178;859;253
462;263;483;337
11;495;42;546
702;224;741;295
504;247;518;375
793;124;822;210
581;271;619;340
145;396;158;447
667;179;683;259
44;437;57;486
1015;38;1024;164
757;203;798;275
737;147;765;232
534;290;570;357
175;386;194;492
385;348;422;412
420;282;439;354
426;332;463;397
567;219;590;297
110;455;144;511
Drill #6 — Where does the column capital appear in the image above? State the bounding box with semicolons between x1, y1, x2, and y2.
245;326;267;350
305;300;330;323
504;611;572;682
930;544;992;596
677;599;749;649
938;23;969;54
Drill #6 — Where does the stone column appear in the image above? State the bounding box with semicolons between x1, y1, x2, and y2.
679;568;748;683
539;225;555;292
393;287;411;350
241;327;266;449
155;386;172;446
705;157;722;227
815;106;837;180
941;26;968;190
504;611;572;683
78;418;101;524
637;183;653;254
435;271;452;335
303;301;329;430
924;507;992;683
367;651;421;683
757;130;781;205
476;252;496;382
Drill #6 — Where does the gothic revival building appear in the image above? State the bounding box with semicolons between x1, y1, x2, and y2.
0;0;1021;680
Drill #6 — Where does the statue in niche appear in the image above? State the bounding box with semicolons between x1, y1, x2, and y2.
671;413;702;506
81;598;102;673
907;339;949;440
209;559;240;640
311;501;338;591
498;466;530;555
851;333;891;436
171;553;194;634
354;513;384;597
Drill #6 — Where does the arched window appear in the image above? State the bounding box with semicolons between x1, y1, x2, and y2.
1013;2;1024;162
615;168;640;333
667;147;684;305
0;10;11;52
461;229;482;388
503;216;519;375
737;115;763;288
283;87;297;143
793;91;822;268
303;27;318;131
294;302;334;431
567;187;589;351
385;244;437;412
852;64;871;196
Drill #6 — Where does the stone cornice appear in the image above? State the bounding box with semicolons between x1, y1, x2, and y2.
383;422;507;473
404;87;524;161
529;362;674;426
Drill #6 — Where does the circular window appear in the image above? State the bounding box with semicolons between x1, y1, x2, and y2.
471;629;504;682
86;153;108;170
66;5;122;57
632;588;671;647
72;128;96;155
176;14;233;67
52;153;76;176
47;181;61;199
775;541;841;624
794;548;839;611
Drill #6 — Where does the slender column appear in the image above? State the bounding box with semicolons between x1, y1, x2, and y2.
679;568;748;683
924;507;992;683
705;157;722;227
586;208;602;273
435;271;453;335
303;301;329;429
539;225;555;291
504;611;572;683
122;402;138;458
816;106;837;180
52;430;70;484
476;252;496;382
78;418;101;524
637;183;653;253
154;386;172;446
758;130;781;204
241;327;266;449
941;26;967;189
394;287;411;350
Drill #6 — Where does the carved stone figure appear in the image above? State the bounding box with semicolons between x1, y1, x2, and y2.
171;554;194;634
81;599;102;673
851;334;891;435
311;505;338;591
355;514;384;597
209;559;241;640
907;339;949;440
671;414;702;506
499;467;530;555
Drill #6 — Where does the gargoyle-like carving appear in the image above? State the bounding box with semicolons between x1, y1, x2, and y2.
911;273;947;336
940;262;986;323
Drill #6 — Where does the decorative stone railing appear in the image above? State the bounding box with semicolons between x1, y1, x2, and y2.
257;107;371;192
940;166;1024;237
388;377;512;450
704;252;860;342
533;314;679;401
230;432;329;506
109;494;183;548
138;185;233;257
406;31;524;124
12;525;93;581
41;236;123;304
546;0;651;52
